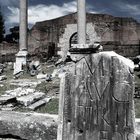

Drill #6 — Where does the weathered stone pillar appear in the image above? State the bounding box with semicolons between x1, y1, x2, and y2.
19;0;28;51
77;0;86;45
57;51;136;140
14;0;28;76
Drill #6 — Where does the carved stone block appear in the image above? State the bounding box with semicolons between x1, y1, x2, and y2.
57;51;135;140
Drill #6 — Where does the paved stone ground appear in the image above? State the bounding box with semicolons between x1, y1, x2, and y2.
0;63;60;139
0;111;58;140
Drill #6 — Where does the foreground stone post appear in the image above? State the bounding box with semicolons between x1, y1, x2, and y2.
57;0;135;139
57;51;135;140
14;0;28;76
77;0;86;45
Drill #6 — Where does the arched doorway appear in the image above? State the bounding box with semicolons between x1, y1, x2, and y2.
69;32;90;48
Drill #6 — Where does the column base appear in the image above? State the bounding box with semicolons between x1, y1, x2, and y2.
13;50;28;76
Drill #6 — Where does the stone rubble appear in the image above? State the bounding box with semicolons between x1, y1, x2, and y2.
4;88;35;97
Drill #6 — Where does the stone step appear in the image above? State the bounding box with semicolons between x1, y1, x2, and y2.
28;97;51;110
0;96;16;105
17;92;45;107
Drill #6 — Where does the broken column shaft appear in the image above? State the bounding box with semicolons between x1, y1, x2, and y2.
20;0;28;51
77;0;86;45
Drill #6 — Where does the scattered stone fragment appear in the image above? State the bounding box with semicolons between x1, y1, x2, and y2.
28;61;41;76
17;92;45;106
51;69;58;78
36;73;47;79
13;62;23;78
28;97;51;110
28;100;45;110
46;74;52;82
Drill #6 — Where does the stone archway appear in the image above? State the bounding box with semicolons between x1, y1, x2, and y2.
69;32;90;48
57;23;101;60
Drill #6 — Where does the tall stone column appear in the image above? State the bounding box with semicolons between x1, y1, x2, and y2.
19;0;28;51
14;0;28;76
77;0;86;45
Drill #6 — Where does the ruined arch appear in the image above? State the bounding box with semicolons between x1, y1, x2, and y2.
57;23;101;60
69;32;90;48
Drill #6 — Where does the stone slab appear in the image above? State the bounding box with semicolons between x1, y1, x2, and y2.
17;92;45;106
28;97;51;110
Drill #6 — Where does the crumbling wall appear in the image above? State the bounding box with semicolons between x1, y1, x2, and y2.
28;13;140;58
1;13;140;62
0;42;18;63
58;23;100;60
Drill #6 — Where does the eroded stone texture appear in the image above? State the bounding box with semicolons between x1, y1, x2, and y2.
0;111;57;140
28;13;140;59
57;51;135;140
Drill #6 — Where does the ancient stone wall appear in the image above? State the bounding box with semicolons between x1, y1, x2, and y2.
0;42;18;63
0;13;140;62
28;13;140;58
58;23;100;60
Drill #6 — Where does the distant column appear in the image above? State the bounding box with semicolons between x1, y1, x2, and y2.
77;0;86;44
13;0;28;76
20;0;28;51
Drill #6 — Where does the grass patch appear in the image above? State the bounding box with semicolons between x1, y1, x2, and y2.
36;98;59;114
35;79;60;94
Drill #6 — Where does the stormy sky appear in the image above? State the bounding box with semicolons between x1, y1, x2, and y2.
1;0;140;33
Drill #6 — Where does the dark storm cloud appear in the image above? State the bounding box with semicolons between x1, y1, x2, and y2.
87;0;140;19
2;0;140;33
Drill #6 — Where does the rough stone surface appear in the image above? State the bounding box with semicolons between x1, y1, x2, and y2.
17;92;45;106
28;97;51;110
57;51;135;140
0;111;57;140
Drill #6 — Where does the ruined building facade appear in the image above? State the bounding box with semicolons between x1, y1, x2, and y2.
1;13;140;62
